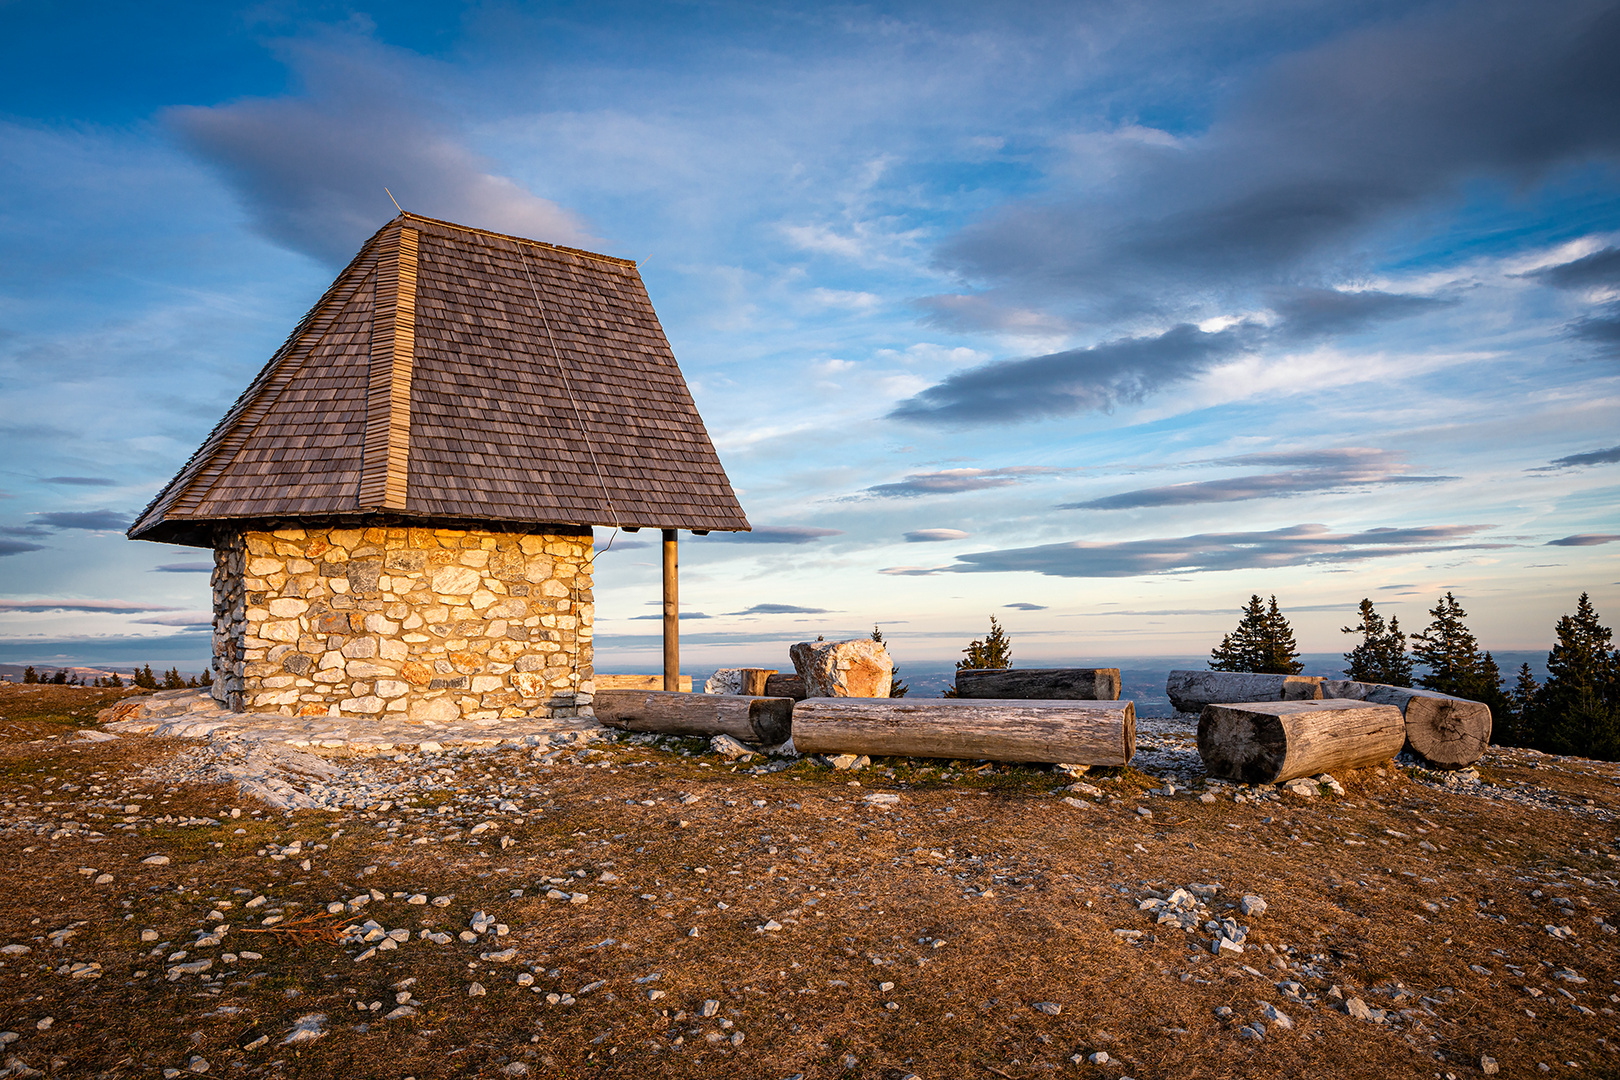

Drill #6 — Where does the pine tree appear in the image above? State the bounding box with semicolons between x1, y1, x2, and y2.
133;664;159;690
1527;594;1620;760
1210;595;1302;674
1341;599;1412;686
161;667;185;690
959;615;1012;671
22;666;38;684
1410;593;1484;696
871;626;909;698
51;669;67;685
198;669;211;687
108;672;124;688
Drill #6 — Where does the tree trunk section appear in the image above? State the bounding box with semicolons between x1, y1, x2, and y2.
1166;670;1323;713
593;689;792;745
955;667;1121;700
1320;681;1491;768
792;698;1134;766
1197;700;1405;784
764;673;807;701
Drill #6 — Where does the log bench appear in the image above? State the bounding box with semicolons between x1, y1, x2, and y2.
955;667;1122;700
593;690;792;745
792;697;1135;766
1198;700;1405;784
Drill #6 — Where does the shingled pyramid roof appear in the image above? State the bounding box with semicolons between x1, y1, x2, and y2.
130;212;750;547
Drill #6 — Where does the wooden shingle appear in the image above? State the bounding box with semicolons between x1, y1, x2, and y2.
129;213;750;546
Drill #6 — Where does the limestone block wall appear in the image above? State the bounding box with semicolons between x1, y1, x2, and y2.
210;525;593;720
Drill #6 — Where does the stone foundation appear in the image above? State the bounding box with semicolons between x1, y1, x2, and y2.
210;524;593;721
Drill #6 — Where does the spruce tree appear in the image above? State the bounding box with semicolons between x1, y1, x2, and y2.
198;669;211;687
1529;594;1620;760
108;672;123;688
22;666;38;684
1341;599;1412;685
871;626;909;698
1410;592;1484;696
944;616;1012;695
1210;595;1302;674
51;669;67;685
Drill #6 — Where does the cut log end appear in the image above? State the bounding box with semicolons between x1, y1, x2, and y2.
1402;695;1492;768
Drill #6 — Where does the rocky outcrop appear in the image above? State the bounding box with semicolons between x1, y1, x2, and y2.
789;639;893;698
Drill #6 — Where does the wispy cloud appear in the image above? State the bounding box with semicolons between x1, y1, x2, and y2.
0;599;181;614
700;526;843;544
904;528;971;542
1003;602;1047;610
168;34;592;263
1062;448;1455;510
951;523;1504;578
132;612;214;628
722;603;833;616
151;563;213;573
1546;534;1620;547
0;540;47;557
878;565;952;577
33;510;130;531
629;611;714;620
866;467;1062;498
41;476;118;487
1534;444;1620;470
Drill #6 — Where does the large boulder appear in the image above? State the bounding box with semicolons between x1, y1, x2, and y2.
789;639;893;698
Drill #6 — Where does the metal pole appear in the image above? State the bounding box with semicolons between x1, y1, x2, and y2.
662;528;679;691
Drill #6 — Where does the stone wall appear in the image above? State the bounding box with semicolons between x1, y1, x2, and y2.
210;525;593;721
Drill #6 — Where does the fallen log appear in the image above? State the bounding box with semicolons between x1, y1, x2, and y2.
764;673;808;701
1166;670;1323;713
792;697;1135;766
1320;681;1491;768
1197;700;1405;784
596;673;692;693
955;667;1122;701
592;690;792;745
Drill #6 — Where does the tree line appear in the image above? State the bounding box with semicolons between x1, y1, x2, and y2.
1209;591;1620;761
19;664;211;690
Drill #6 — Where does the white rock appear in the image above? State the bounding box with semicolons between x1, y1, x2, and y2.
1481;1055;1499;1075
468;982;486;997
1259;1002;1293;1030
1240;894;1268;917
279;1014;327;1045
1088;1051;1110;1065
142;855;171;865
710;735;754;760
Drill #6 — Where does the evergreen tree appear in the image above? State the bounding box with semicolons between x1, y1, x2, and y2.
198;669;211;687
108;671;124;688
161;667;185;690
1340;599;1412;685
958;615;1012;671
871;626;909;698
51;669;67;685
133;664;159;690
22;666;38;684
1210;595;1302;674
1527;594;1620;760
1410;592;1484;696
944;616;1012;695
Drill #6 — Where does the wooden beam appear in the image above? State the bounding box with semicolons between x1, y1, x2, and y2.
594;690;793;744
360;224;417;510
662;528;679;691
792;697;1136;765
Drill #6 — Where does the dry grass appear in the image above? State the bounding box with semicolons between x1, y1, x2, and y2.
0;684;1617;1079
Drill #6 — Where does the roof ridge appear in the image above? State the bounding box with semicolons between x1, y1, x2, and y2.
397;212;639;270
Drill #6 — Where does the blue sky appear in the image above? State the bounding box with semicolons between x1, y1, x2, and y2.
2;0;1617;673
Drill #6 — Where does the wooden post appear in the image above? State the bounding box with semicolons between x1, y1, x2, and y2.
662;528;679;692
